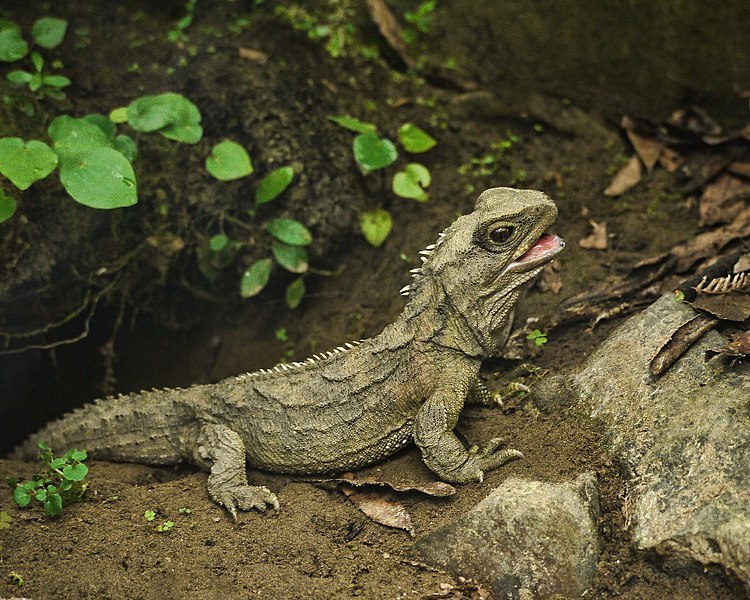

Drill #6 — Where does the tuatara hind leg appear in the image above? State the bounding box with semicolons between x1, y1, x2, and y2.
194;424;279;519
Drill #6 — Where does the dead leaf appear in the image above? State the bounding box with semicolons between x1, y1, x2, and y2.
668;105;723;138
649;313;719;376
604;155;642;196
578;220;608;250
626;130;663;172
366;0;414;68
699;173;750;226
238;47;268;63
692;292;750;322
727;161;750;178
322;473;456;497
707;329;750;359
671;206;750;272
342;486;415;535
658;147;684;172
537;262;563;294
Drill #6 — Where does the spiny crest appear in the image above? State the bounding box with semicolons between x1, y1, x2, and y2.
694;271;748;295
399;230;448;296
234;340;363;381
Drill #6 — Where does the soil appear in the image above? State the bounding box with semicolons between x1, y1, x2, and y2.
0;1;747;599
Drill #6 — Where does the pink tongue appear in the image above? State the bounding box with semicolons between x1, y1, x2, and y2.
516;234;559;262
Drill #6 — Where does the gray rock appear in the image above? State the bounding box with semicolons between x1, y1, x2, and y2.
415;473;601;599
536;294;750;588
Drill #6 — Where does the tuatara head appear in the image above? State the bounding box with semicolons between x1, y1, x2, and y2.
403;187;564;356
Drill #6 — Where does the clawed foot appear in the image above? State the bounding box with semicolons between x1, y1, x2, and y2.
451;437;524;483
212;484;280;520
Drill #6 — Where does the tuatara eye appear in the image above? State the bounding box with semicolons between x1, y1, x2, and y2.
488;224;514;245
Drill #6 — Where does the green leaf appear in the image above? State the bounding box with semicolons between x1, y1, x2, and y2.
272;241;308;273
114;134;138;162
285;277;305;309
62;463;88;481
205;140;253;181
397;123;437;153
255;166;294;205
352;133;398;174
48;115;112;164
28;72;43;91
392;163;431;201
109;107;128;123
127;93;202;143
59;147;138;209
49;457;66;470
30;51;43;72
42;74;71;88
31;17;67;49
360;209;392;247
6;70;32;85
328;114;377;134
83;114;117;138
35;488;47;501
0;22;28;62
240;258;273;298
209;233;230;252
70;450;87;461
0;138;58;190
144;510;156;521
13;485;32;507
0;191;18;223
44;492;63;516
266;218;312;246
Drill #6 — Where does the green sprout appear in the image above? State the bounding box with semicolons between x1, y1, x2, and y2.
526;329;548;347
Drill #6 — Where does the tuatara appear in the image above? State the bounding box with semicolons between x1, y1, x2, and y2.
10;187;564;518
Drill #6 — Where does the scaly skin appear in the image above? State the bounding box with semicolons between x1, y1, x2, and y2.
10;188;564;519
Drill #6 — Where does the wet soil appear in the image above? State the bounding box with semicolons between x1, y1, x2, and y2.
1;1;747;598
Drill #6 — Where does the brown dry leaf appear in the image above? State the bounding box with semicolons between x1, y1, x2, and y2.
578;220;608;250
537;262;563;294
366;0;414;68
649;314;719;376
707;330;750;359
699;172;750;226
692;292;750;322
671;206;750;272
238;47;268;63
324;473;456;497
604;155;642;196
659;147;684;172
626;130;663;172
342;486;415;535
727;161;750;177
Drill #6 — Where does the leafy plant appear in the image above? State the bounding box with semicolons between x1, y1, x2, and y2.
526;329;548;346
274;3;358;59
9;571;24;587
168;0;197;43
255;166;294;205
205;140;254;181
331;114;438;245
7;51;71;98
10;442;89;517
144;509;174;532
458;131;520;177
403;0;437;43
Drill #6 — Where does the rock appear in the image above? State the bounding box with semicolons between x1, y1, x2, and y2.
536;294;750;589
414;473;601;599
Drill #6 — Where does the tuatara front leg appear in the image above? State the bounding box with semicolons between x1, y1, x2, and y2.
466;377;504;407
413;383;523;484
193;424;279;519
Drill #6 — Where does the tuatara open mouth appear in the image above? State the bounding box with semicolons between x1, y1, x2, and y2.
506;234;565;273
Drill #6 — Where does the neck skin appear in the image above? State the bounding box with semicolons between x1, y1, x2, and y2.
395;275;517;359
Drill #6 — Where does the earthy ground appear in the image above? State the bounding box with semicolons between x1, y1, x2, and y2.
1;1;747;599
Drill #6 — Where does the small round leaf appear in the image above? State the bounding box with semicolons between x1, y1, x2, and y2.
59;147;138;209
397;123;437;153
0;191;17;223
49;115;112;164
240;258;273;298
272;241;308;273
352;132;398;174
127;93;201;140
70;450;87;461
206;140;253;181
392;163;431;201
328;114;377;134
109;107;128;123
31;17;67;49
62;463;88;481
13;485;31;507
285;277;306;309
360;209;392;247
266;218;312;246
209;234;230;252
0;23;28;62
0;138;58;190
255;166;294;205
42;74;71;88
